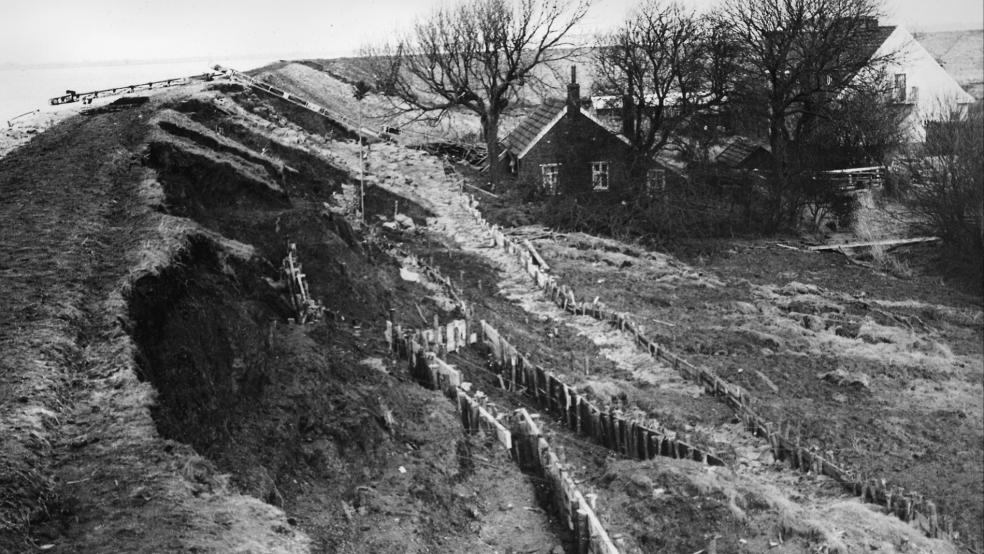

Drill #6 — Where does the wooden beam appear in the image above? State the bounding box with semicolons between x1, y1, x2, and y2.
462;181;499;198
808;236;940;251
523;240;550;272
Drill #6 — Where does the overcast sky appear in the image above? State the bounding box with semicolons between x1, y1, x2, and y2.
2;0;982;67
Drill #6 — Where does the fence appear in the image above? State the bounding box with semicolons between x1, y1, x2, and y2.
444;191;951;539
384;319;621;553
478;319;725;467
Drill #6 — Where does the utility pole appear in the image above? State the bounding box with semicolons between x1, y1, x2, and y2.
353;80;371;225
359;103;365;224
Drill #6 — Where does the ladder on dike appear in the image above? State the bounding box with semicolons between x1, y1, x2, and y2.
214;65;382;142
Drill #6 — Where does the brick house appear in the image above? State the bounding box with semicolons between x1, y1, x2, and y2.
499;68;640;195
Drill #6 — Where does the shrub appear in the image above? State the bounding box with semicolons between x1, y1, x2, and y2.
905;106;984;286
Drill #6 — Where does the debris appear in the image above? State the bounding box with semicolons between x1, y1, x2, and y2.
394;213;416;229
754;369;780;394
819;369;870;389
398;466;407;474
802;314;825;332
523;239;549;271
414;304;429;326
377;397;395;430
341;500;356;522
462;181;499;197
808;236;940;251
731;301;758;314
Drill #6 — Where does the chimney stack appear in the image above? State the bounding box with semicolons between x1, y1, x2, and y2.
621;94;635;138
567;66;580;115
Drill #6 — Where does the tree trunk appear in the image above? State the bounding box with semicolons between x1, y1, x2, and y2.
482;112;500;190
768;109;787;233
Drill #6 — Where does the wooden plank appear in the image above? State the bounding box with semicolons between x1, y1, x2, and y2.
807;236;940;251
463;181;499;198
523;239;551;272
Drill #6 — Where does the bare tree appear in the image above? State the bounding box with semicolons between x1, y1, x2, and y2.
906;105;983;284
593;1;738;176
722;0;896;230
799;72;909;169
364;0;591;187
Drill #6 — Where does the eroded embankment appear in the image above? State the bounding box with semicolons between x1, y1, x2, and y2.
116;89;567;553
0;90;310;553
128;237;288;458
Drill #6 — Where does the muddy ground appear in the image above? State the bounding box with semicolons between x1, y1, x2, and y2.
252;62;968;552
0;64;978;554
0;83;564;553
522;231;983;546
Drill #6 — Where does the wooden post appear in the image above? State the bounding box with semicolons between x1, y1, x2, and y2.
458;392;470;433
619;417;629;455
570;393;580;433
599;411;610;449
576;509;590;554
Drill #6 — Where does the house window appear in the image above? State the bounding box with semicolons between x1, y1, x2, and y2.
540;163;560;195
893;73;907;102
646;168;666;194
591;161;610;191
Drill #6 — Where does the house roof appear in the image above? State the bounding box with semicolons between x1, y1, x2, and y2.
914;29;984;100
715;138;771;169
500;98;566;157
851;25;897;65
501;98;632;160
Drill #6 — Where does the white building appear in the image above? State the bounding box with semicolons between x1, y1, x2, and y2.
856;23;976;142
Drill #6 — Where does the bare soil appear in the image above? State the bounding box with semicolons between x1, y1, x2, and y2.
530;234;983;546
2;62;977;554
288;66;961;550
0;83;562;553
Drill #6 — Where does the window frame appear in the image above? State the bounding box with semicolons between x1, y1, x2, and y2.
540;163;561;195
591;161;610;191
893;73;907;103
646;168;666;194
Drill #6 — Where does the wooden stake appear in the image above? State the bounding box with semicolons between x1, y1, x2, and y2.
576;509;590;554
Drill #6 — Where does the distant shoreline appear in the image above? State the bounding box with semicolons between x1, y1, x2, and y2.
0;50;356;72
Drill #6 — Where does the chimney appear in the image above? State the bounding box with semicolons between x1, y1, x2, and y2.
567;66;580;115
621;94;635;138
